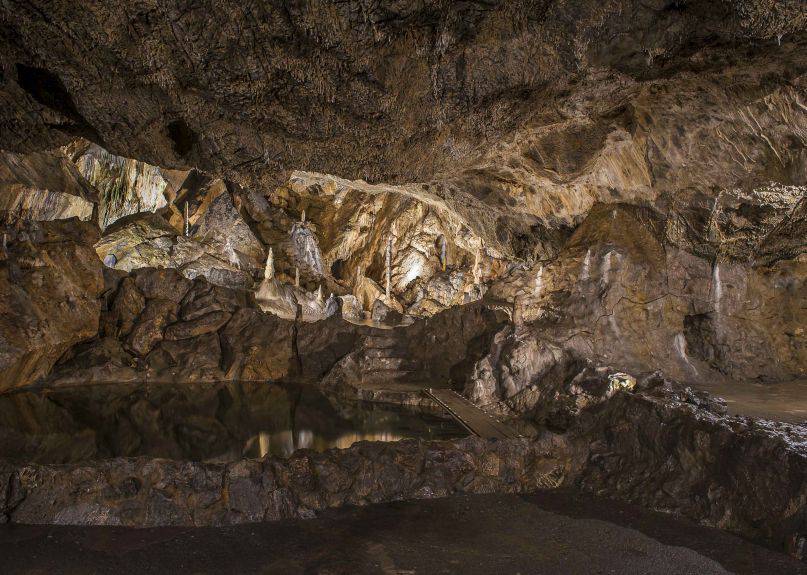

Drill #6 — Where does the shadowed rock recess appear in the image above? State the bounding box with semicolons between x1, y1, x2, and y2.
0;0;806;566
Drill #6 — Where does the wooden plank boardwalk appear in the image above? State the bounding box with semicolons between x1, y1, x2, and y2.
423;388;519;440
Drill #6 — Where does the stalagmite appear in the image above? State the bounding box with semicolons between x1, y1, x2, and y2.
301;209;306;223
264;247;274;280
534;264;544;296
258;432;270;458
440;235;447;272
290;211;323;276
295;266;300;287
317;284;324;305
325;293;339;317
184;201;189;237
581;248;592;281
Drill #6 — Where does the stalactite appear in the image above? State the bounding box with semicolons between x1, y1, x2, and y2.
184;201;189;237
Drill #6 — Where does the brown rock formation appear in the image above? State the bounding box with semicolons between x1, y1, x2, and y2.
0;149;95;222
0;0;805;561
468;196;805;413
0;218;103;391
0;1;803;190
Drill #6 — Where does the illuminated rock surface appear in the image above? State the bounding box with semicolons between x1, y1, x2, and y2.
0;0;805;566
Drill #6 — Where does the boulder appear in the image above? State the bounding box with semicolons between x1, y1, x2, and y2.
370;298;403;325
164;310;232;340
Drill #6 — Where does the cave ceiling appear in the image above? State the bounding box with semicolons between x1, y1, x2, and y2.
0;0;803;191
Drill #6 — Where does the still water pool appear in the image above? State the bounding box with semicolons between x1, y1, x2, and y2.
0;381;466;464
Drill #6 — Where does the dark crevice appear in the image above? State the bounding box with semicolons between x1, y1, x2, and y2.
16;63;80;119
167;119;198;157
15;63;104;144
330;258;345;281
291;303;303;377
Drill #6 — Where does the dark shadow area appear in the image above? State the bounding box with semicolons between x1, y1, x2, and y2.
15;63;103;143
166;119;197;157
0;492;803;575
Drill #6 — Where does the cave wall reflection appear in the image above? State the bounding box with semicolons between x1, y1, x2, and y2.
0;381;462;464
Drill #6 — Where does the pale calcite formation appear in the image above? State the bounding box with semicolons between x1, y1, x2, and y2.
70;141;175;229
0;150;95;222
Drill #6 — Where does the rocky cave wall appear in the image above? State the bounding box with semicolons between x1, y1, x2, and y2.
0;219;103;390
0;0;805;561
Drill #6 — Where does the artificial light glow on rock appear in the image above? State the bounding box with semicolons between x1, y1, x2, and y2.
0;1;805;572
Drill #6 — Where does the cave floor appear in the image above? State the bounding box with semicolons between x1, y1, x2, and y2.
686;378;807;423
1;490;803;575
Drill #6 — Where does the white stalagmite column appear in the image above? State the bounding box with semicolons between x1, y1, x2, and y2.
534;264;544;295
301;209;306;223
264;247;274;280
317;284;324;305
184;201;190;237
295;266;300;287
385;236;393;300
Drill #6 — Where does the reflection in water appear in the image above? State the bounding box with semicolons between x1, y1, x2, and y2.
0;381;465;464
252;429;408;457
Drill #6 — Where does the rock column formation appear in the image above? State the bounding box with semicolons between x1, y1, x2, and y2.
265;247;274;280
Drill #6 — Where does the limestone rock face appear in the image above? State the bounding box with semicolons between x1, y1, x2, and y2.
323;302;507;395
2;4;803;327
68;141;178;229
0;219;103;391
471;197;806;411
0;436;566;527
94;180;265;289
0;149;95;222
247;172;496;319
94;212;177;272
567;374;807;557
48;268;363;384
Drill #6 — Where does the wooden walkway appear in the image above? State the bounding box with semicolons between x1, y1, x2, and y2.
423;388;519;440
